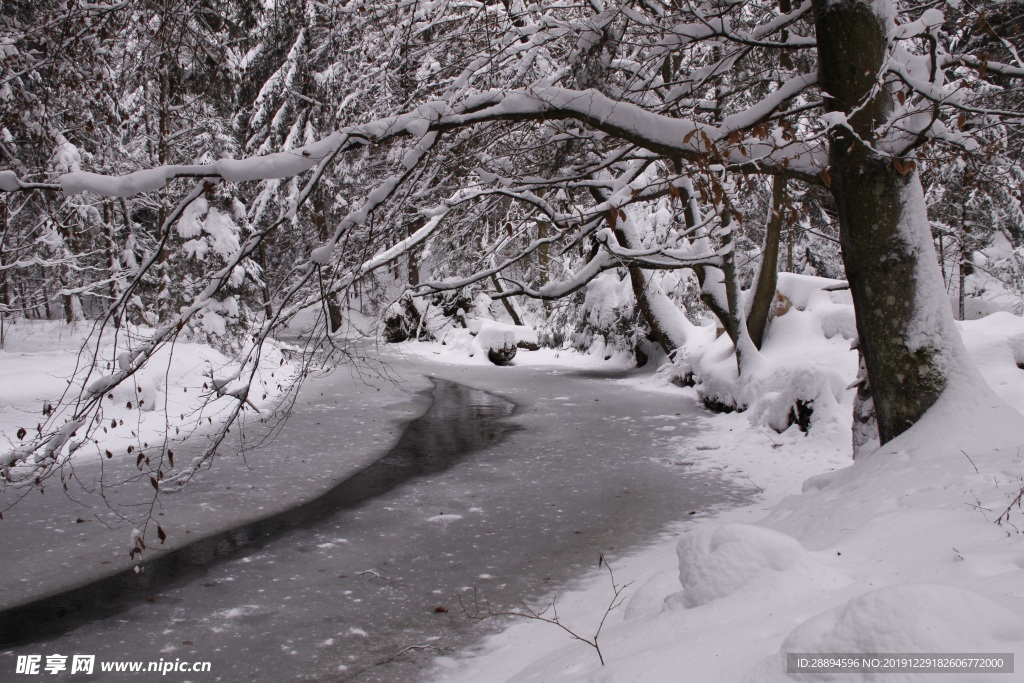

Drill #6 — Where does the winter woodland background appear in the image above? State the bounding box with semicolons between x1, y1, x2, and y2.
4;0;1024;680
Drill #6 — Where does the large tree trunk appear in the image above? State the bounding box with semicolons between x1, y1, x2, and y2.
813;0;974;443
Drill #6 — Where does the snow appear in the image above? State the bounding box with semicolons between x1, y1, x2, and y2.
428;303;1024;683
754;585;1024;682
676;523;846;608
667;273;858;431
434;321;539;363
0;320;294;477
56;134;346;197
8;302;1024;681
0;169;20;191
473;321;524;351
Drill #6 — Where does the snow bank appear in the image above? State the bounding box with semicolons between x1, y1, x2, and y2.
754;584;1024;682
0;320;295;475
676;523;845;608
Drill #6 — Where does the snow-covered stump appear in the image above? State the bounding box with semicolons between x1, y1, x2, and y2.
476;322;519;365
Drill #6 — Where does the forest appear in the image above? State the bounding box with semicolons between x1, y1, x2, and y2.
3;0;1024;680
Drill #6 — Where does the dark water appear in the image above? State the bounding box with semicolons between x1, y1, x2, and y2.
0;379;515;646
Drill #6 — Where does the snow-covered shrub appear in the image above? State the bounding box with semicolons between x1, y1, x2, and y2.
569;270;647;362
659;273;858;433
382;295;426;343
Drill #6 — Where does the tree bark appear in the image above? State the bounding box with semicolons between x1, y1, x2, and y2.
746;176;787;348
813;0;966;443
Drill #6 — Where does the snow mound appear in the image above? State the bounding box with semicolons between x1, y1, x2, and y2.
466;319;537;346
435;320;538;363
776;273;851;310
675;523;837;608
753;584;1024;682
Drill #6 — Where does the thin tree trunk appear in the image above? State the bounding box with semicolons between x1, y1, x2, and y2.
490;274;524;326
958;193;970;320
676;178;736;342
537;218;550;287
258;242;274;319
716;204;760;375
746;176;788;349
0;198;8;346
312;188;343;333
613;216;693;356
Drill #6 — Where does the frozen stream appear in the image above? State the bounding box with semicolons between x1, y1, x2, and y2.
2;352;748;681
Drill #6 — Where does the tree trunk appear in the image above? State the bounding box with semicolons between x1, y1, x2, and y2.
490;274;524;326
258;242;274;320
716;204;760;375
676;177;735;341
613;217;693;357
813;0;972;443
312;188;343;333
746;176;787;349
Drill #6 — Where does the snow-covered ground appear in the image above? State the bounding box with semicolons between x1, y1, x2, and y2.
0;319;294;473
415;309;1024;682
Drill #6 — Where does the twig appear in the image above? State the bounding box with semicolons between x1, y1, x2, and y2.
996;481;1024;529
460;554;632;666
743;475;764;494
376;644;451;666
961;449;979;474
